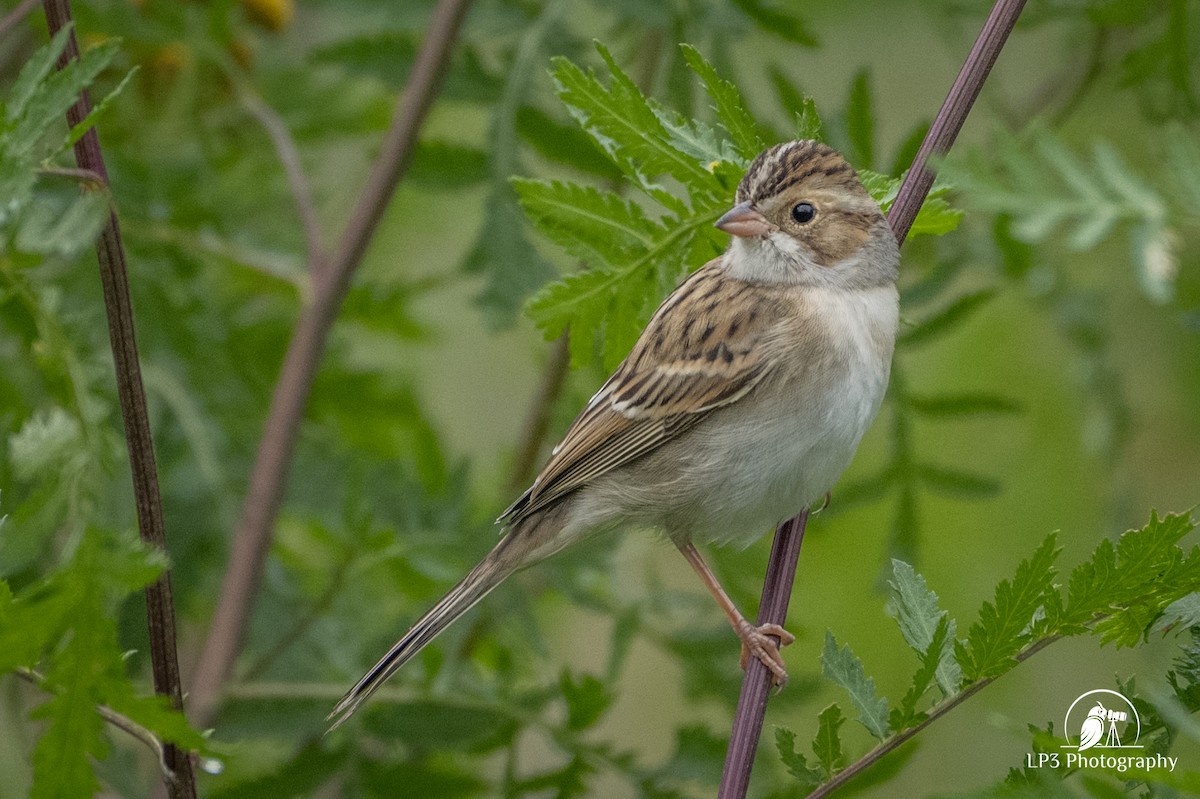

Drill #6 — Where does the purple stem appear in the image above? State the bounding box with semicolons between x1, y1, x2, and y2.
717;0;1029;796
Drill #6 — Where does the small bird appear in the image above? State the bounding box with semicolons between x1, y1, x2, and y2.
328;140;900;729
1077;703;1107;751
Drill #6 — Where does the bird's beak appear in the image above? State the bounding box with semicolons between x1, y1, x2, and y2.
715;202;770;238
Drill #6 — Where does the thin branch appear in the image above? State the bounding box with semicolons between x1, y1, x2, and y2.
36;165;107;187
718;511;809;799
717;1;1028;796
0;0;38;41
239;90;327;272
508;332;570;492
188;0;474;728
889;0;1029;247
806;635;1058;799
39;2;197;797
15;668;178;785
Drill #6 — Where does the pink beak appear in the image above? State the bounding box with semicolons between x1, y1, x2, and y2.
715;202;770;238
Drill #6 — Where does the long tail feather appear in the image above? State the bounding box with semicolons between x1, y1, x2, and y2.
326;533;525;731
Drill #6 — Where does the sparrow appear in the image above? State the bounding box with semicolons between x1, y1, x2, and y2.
328;140;900;729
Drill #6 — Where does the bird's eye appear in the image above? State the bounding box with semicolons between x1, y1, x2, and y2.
791;202;816;224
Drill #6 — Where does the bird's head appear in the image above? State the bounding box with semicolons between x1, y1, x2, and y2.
716;140;898;290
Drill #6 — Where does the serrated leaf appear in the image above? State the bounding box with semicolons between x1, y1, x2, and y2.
775;726;823;789
12;39;121;158
1065;511;1199;646
1153;593;1200;636
907;393;1022;418
6;25;73;124
515;105;621;180
767;66;824;142
524;208;718;368
887;560;962;696
822;631;890;739
64;66;138;149
679;45;763;159
899;288;997;347
552;45;711;188
560;670;612;730
812;704;845;777
962;535;1060;681
845;69;875;169
512;177;660;267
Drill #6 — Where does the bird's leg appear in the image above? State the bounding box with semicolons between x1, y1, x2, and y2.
675;540;794;689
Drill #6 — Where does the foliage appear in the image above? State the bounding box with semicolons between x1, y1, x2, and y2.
0;1;1197;797
777;512;1200;795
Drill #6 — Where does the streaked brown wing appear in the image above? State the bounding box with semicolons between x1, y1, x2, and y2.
501;262;786;525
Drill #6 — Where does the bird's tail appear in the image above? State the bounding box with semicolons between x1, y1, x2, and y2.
326;529;529;731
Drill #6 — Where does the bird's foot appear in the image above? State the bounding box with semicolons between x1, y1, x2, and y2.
737;620;794;690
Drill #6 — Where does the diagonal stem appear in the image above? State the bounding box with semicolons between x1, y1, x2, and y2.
40;2;198;797
717;1;1029;796
719;511;808;799
187;0;474;727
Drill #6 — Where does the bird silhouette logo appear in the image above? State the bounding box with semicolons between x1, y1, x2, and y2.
1063;690;1141;751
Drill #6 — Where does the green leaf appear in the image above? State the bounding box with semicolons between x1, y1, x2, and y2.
916;463;1002;500
845;69;875;169
9;407;84;481
822;631;890;739
12;39;122;158
560;670;612;730
899;288;997;347
524;208;720;368
209;744;348;799
961;534;1061;681
890;120;930;177
679;45;764;159
907;393;1022;418
729;0;819;46
552;44;714;189
312;33;500;101
14;190;110;257
1154;592;1200;636
767;66;824;141
6;24;73;124
406;140;488;189
64;66;138;149
515;105;622;180
943;127;1181;303
1064;511;1200;645
907;196;965;236
886;560;962;696
105;693;209;753
512;177;661;267
775;726;823;790
463;187;557;327
812;703;846;777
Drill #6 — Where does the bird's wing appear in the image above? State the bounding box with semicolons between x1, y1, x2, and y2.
1078;717;1104;751
501;262;788;525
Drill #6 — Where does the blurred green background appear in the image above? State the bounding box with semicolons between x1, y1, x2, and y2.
0;0;1198;796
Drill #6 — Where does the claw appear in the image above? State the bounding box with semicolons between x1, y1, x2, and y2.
736;620;794;691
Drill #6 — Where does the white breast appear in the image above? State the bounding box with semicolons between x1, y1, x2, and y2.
685;284;898;546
